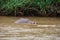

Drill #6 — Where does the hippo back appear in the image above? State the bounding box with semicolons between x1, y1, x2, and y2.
15;18;30;23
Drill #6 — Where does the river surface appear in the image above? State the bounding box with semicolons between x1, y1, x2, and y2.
0;16;60;40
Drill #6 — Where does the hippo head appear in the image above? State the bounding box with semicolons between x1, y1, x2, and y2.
28;21;38;24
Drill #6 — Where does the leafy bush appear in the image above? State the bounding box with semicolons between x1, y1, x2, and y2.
0;0;60;16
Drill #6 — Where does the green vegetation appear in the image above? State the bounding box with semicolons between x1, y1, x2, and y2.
0;0;60;16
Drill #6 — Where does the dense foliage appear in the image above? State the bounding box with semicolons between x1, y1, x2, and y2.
0;0;60;16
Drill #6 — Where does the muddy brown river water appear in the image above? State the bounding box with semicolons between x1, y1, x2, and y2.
0;16;60;40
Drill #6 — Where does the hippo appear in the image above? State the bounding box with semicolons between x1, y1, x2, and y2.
15;18;37;24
